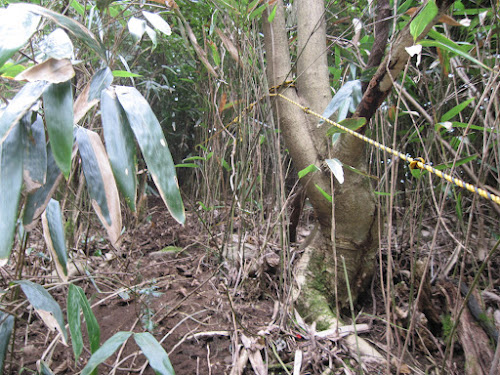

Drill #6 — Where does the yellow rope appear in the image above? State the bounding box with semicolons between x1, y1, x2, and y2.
211;79;499;206
272;91;500;206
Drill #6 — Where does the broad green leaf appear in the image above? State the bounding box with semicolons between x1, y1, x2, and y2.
68;284;100;364
134;332;175;375
80;331;133;375
145;26;158;49
410;0;438;41
142;11;171;36
0;312;14;373
76;128;122;247
0;81;48;144
326;117;366;136
40;28;74;60
267;4;278;23
75;285;100;353
183;156;205;162
0;123;23;266
74;69;112;125
41;199;68;282
43;81;74;179
325;158;344;184
23;144;63;230
16;280;68;344
69;0;85;16
175;163;199;168
208;42;220;66
455;191;463;222
101;88;137;211
440;98;474;122
77;128;109;222
0;5;40;68
36;360;56;375
421;30;492;71
319;80;362;125
315;184;332;203
67;284;83;362
115;86;185;224
112;70;142;78
448;121;495;132
0;63;26;78
23;114;47;192
221;158;231;172
397;0;414;14
157;246;183;254
432;155;478;170
331;133;341;145
128;16;146;42
334;46;341;67
249;3;267;21
247;0;261;13
88;67;113;101
410;168;425;178
12;3;107;61
209;9;218;36
89;67;113;101
298;164;320;179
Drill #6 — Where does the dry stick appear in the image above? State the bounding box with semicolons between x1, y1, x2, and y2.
441;238;500;371
396;201;442;372
419;161;476;370
110;318;140;375
436;134;500;216
391;81;465;262
152;265;222;325
396;136;462;372
168;324;202;356
490;337;500;375
445;73;500;369
389;84;473;279
137;310;208;375
393;82;433;124
386;51;413;373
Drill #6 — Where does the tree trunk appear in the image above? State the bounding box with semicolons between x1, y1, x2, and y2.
263;0;456;320
263;0;377;318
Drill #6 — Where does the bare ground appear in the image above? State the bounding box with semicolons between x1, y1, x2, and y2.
2;196;500;374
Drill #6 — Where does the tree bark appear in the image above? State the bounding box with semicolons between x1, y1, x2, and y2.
263;0;331;227
263;0;456;315
264;0;377;313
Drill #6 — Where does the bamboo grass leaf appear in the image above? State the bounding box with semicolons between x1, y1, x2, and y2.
43;81;74;179
115;86;185;224
101;87;137;211
0;123;23;265
80;332;133;375
16;280;68;344
76;127;122;247
134;332;175;375
41;199;68;282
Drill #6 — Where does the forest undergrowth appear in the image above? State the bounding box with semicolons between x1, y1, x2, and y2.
1;0;499;374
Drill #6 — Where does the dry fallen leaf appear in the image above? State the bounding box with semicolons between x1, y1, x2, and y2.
16;58;75;83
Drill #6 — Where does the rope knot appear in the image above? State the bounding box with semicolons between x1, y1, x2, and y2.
409;157;425;170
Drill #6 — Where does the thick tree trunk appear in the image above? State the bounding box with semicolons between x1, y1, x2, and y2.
263;0;455;317
263;0;377;315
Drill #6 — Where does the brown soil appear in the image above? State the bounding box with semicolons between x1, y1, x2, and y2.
4;196;286;374
3;196;499;374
